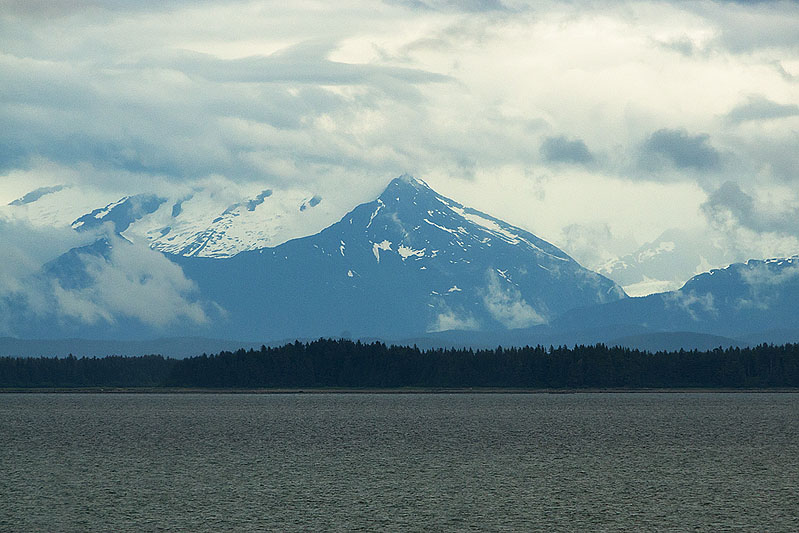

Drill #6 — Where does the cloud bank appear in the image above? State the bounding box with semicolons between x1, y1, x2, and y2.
50;235;209;328
0;220;209;336
1;0;798;301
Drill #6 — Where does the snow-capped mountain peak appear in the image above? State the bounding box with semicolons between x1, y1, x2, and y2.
71;194;166;234
54;185;335;258
17;175;627;340
355;174;574;268
202;174;626;335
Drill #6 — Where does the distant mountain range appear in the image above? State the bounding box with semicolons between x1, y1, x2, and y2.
3;175;799;356
557;256;799;338
597;228;736;296
38;176;625;341
6;181;336;258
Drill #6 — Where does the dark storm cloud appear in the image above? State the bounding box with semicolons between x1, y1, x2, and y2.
726;95;799;124
540;136;594;165
641;129;721;171
701;181;799;236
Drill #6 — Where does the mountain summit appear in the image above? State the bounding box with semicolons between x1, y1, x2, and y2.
23;175;626;341
9;175;799;348
557;255;799;341
171;175;626;339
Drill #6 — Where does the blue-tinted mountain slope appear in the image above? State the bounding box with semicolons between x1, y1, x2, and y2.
555;257;799;339
169;175;626;339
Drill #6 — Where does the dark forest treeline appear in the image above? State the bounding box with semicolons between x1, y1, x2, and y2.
2;339;799;389
0;354;175;388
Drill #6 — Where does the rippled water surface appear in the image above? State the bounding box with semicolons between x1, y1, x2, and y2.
1;392;798;532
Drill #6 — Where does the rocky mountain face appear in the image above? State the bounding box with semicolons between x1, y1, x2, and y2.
9;175;799;350
557;256;799;339
597;228;737;297
6;181;336;258
26;176;625;340
170;175;627;339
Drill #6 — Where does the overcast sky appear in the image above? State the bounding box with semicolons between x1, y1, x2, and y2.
2;0;798;269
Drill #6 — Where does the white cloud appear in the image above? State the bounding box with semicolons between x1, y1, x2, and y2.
0;218;93;334
735;259;799;311
429;303;479;332
0;218;89;294
50;235;209;328
663;290;716;321
1;0;798;289
0;220;209;334
481;269;547;328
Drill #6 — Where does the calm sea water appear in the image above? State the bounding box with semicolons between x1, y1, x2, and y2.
1;393;798;532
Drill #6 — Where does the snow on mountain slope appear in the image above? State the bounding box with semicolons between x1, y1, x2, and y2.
138;187;330;257
72;195;167;234
6;182;338;257
3;185;117;229
557;255;799;339
13;175;799;345
21;175;627;340
598;228;738;296
169;175;627;339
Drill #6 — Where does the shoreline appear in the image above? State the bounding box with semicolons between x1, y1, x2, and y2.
2;387;799;394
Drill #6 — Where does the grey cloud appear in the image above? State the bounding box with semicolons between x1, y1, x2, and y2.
701;181;799;236
540;136;594;165
721;132;799;183
641;129;721;171
481;269;547;328
51;235;209;328
385;0;510;13
0;0;220;18
3;0;798;245
771;61;796;82
0;35;452;183
726;95;799;124
658;36;697;57
153;43;451;86
689;2;799;54
702;181;755;226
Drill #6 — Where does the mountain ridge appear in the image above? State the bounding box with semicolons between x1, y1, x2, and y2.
33;175;626;340
9;175;799;350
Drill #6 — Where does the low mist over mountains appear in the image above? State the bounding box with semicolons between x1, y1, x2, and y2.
12;182;338;258
558;257;799;340
597;228;737;297
3;175;799;355
20;176;624;341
